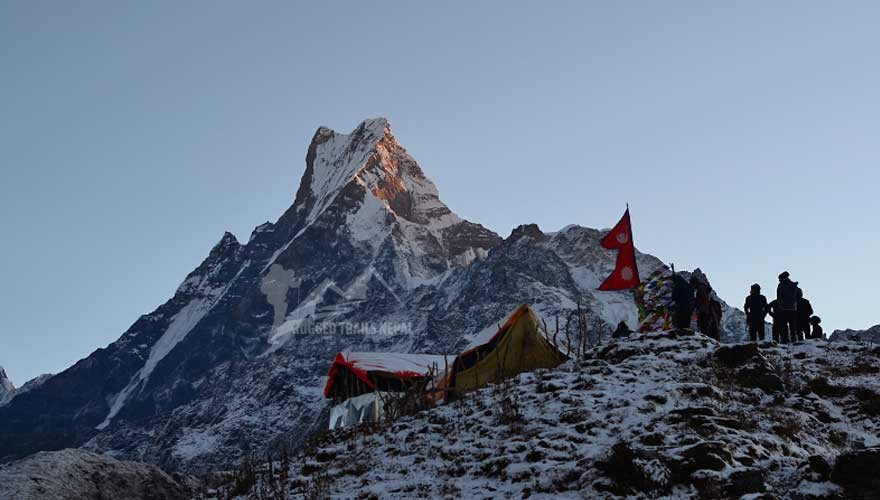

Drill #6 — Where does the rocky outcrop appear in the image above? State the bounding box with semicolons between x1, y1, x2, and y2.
0;449;193;500
830;324;880;343
0;366;14;406
830;448;880;499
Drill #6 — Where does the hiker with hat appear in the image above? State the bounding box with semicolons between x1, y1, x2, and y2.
744;284;769;342
776;271;802;344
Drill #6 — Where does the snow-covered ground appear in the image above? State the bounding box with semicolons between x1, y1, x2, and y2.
215;332;880;500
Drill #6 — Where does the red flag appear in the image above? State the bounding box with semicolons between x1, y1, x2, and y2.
598;208;641;291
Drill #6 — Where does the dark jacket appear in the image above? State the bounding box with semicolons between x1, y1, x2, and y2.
744;293;769;323
797;297;814;322
777;278;802;311
672;274;695;312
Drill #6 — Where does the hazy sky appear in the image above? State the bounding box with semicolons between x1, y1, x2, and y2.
2;2;878;385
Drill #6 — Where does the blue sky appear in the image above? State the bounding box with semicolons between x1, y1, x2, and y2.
1;2;878;385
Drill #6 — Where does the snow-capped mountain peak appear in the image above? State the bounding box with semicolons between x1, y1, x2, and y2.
265;118;500;284
290;118;393;230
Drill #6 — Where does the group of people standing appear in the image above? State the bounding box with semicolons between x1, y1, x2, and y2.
744;271;823;343
671;269;723;340
612;269;824;344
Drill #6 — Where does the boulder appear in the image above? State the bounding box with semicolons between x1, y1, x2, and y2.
808;455;832;481
830;448;880;499
736;365;785;394
724;467;766;496
667;441;732;482
595;442;670;495
715;343;761;368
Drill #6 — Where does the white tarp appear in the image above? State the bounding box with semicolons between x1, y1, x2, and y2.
329;392;387;430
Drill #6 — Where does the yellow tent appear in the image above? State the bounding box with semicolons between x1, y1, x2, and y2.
448;304;567;393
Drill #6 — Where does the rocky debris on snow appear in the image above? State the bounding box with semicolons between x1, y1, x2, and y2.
0;449;194;500
219;333;880;499
829;324;880;343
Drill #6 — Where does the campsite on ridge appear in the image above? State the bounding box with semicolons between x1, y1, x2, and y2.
1;118;878;500
6;3;880;499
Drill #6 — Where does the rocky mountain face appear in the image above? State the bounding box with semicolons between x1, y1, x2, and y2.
225;333;880;500
0;118;748;472
830;324;880;343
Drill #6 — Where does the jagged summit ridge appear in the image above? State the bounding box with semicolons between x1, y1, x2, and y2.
263;117;500;297
292;118;393;232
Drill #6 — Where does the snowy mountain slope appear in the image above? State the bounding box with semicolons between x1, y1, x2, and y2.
0;449;194;500
225;334;880;500
1;118;751;472
0;371;52;408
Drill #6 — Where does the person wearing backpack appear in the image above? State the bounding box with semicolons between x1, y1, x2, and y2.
776;271;802;343
744;284;769;342
671;273;695;330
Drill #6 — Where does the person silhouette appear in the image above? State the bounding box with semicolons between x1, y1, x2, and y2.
672;273;695;330
744;284;769;342
796;295;814;341
810;316;824;340
776;271;802;344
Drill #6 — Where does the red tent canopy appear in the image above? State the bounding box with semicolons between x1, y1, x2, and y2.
323;352;451;398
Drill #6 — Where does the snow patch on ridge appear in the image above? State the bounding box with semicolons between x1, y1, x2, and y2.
172;428;221;461
346;181;392;247
98;296;217;430
261;264;300;330
98;260;252;430
140;298;217;383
